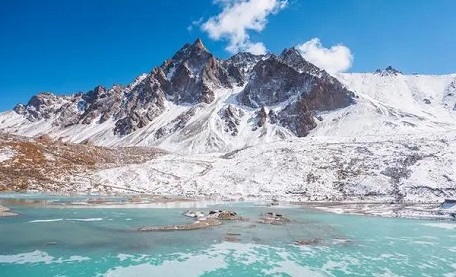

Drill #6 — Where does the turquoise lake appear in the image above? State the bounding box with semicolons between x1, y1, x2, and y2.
0;195;455;277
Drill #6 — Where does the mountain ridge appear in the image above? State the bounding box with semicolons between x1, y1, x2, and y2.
1;39;456;154
1;39;456;205
1;39;356;153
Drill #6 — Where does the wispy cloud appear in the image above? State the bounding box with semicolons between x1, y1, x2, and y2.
201;0;288;55
297;38;353;73
187;17;204;32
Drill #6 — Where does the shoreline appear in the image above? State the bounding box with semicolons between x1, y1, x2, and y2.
293;201;455;221
0;192;455;221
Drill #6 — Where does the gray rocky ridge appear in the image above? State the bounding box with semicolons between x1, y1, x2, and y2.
12;39;355;147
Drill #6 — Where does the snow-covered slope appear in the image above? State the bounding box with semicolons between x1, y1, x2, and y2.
76;131;455;203
2;128;455;205
0;87;295;154
311;71;456;138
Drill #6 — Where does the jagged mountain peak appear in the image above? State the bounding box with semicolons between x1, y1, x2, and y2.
374;66;403;76
278;48;325;77
227;51;262;65
160;38;215;83
279;47;301;58
237;52;354;137
223;52;264;85
151;39;235;105
84;86;107;101
3;39;360;153
177;38;207;51
193;38;207;51
170;38;211;62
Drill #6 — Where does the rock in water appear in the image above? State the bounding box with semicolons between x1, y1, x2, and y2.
138;219;222;232
258;212;291;225
0;205;17;217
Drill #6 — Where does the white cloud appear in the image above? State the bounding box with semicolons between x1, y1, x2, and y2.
227;41;267;55
297;38;353;73
201;0;288;55
187;17;204;32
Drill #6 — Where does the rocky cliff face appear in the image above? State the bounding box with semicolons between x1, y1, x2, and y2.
161;38;234;104
6;39;355;152
238;48;354;136
14;93;76;122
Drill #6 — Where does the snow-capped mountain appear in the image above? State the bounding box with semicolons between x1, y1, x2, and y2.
0;39;356;153
1;39;456;207
1;39;456;155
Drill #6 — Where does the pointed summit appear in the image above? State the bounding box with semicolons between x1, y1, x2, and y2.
193;38;207;51
160;39;213;81
374;66;403;76
169;38;211;64
176;38;209;55
279;47;323;76
154;38;231;105
279;47;301;59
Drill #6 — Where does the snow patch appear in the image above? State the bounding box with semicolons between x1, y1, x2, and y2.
0;147;16;163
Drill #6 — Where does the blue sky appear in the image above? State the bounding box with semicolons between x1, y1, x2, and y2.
1;0;456;111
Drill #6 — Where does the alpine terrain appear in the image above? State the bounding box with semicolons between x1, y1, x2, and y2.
1;39;456;208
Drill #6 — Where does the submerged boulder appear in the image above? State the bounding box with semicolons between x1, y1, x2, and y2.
0;205;17;217
258;212;291;225
224;235;241;243
295;238;323;246
138;218;222;232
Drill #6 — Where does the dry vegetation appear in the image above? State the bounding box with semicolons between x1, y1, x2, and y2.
0;133;164;192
